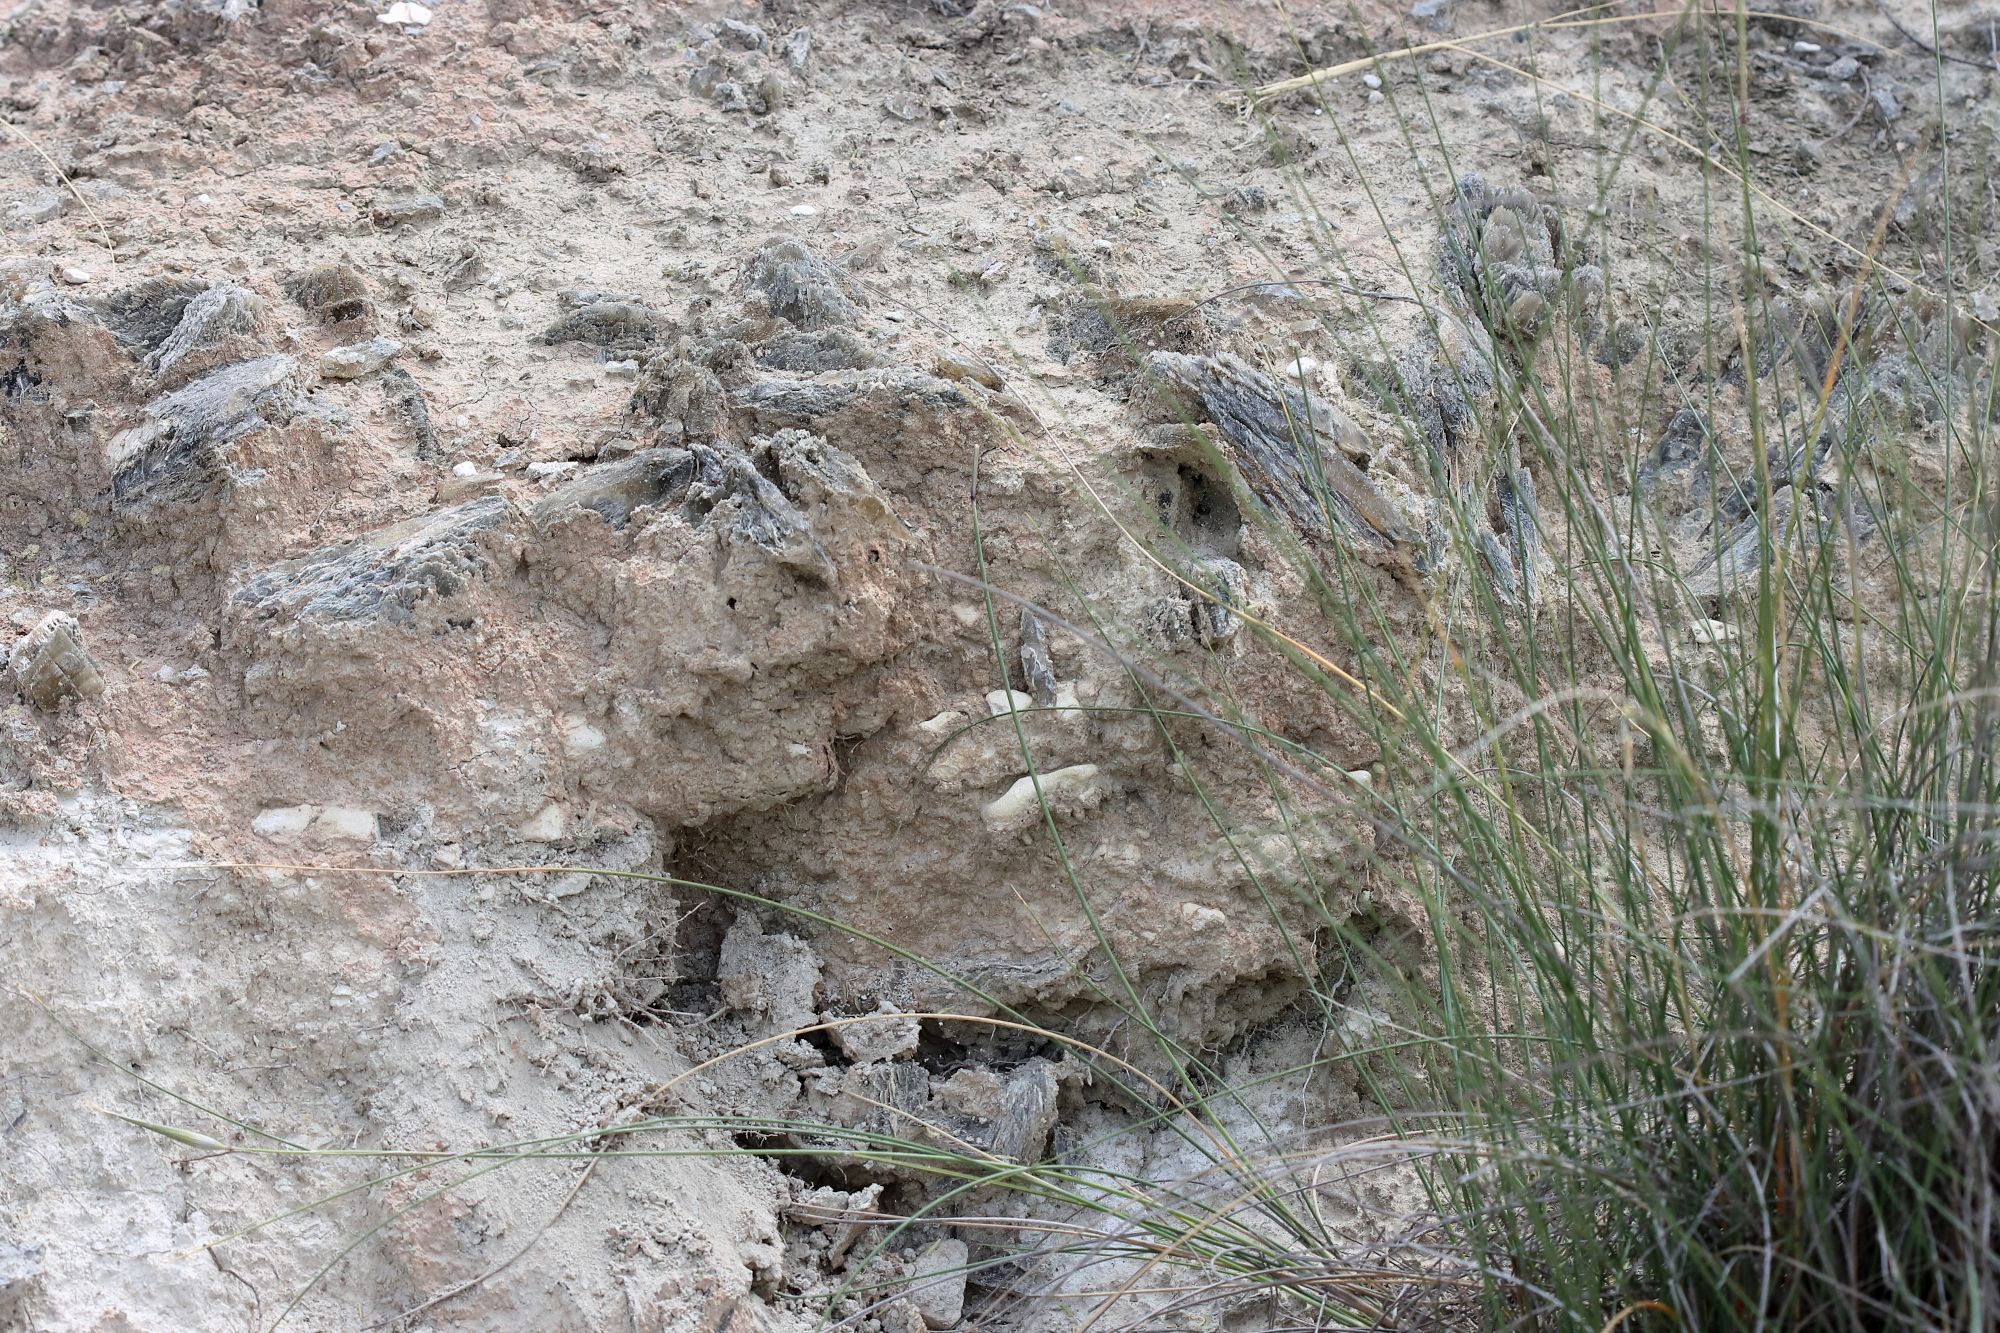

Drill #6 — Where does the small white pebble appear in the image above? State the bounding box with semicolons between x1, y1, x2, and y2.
451;460;478;477
1180;902;1228;931
1793;40;1821;53
603;358;640;379
1368;90;1384;104
525;460;579;480
789;203;820;217
58;266;90;285
379;1;432;25
916;709;966;737
1361;72;1382;89
985;689;1034;717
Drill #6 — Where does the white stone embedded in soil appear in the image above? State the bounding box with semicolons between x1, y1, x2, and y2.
981;763;1103;833
318;336;403;379
378;2;432;25
561;714;606;754
313;806;380;843
251;804;317;837
1690;618;1740;647
908;1239;969;1329
916;709;966;737
8;611;105;709
1180;902;1226;932
984;688;1033;717
58;266;91;285
515;802;568;842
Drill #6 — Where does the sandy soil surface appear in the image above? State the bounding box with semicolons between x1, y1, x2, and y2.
2;0;1992;1327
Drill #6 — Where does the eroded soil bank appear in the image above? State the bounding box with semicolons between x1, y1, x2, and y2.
2;0;1991;1327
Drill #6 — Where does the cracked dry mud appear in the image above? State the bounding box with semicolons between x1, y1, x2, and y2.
2;0;1995;1328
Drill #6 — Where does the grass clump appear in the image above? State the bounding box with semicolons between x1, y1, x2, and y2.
958;5;2000;1325
1091;7;2000;1327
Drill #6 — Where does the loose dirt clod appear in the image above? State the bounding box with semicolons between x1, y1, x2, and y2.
370;194;446;228
1148;350;1419;567
530;447;695;531
143;283;260;376
9;612;105;708
1018;609;1057;702
741;238;866;329
538;299;673;349
232;496;505;624
319;335;402;379
90;276;213;353
109;355;304;505
282;262;373;326
378;364;439;460
908;1240;969;1329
